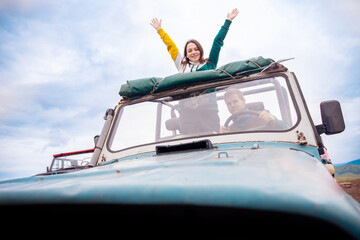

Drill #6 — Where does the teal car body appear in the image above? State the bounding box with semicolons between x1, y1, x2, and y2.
0;59;359;238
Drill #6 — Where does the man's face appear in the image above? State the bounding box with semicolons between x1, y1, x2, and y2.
225;93;246;115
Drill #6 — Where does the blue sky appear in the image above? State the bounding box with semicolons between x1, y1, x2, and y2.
0;0;359;180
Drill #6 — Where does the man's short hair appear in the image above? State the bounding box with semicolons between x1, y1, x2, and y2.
224;88;245;101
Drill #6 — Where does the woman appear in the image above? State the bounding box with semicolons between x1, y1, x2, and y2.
150;8;239;73
150;9;238;134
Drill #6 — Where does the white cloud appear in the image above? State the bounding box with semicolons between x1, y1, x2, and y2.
329;0;360;35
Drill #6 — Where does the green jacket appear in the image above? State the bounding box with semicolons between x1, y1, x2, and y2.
198;19;232;71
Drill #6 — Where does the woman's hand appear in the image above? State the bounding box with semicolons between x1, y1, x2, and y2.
150;18;162;31
227;8;239;21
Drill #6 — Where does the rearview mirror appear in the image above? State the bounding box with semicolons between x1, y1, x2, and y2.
316;100;345;135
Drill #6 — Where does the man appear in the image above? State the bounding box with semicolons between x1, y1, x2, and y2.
220;88;287;133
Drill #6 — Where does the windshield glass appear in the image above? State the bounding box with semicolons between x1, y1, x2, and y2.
110;76;298;151
50;153;92;171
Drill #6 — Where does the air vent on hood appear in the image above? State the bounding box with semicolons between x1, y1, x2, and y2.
156;139;215;155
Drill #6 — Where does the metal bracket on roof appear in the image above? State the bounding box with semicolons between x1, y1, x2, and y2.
261;57;294;73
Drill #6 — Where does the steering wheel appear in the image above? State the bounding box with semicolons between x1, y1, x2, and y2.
224;110;270;131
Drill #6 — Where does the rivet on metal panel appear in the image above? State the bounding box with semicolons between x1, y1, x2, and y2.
100;154;107;164
218;152;229;158
296;130;307;145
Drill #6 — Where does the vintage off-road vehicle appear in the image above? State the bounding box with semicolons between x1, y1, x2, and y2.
1;57;359;238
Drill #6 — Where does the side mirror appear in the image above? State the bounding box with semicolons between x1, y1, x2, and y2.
316;100;345;135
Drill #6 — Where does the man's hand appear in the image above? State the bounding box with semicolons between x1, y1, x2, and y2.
150;18;162;31
259;111;275;123
220;125;230;133
227;8;239;21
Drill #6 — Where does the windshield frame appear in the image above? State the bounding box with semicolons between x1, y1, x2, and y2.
107;72;301;154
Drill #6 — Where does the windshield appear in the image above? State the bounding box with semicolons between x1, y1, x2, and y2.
50;153;92;171
110;76;298;151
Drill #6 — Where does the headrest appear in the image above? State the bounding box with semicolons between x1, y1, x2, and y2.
246;102;265;112
165;118;180;131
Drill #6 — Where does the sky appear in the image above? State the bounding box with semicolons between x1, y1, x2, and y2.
0;0;359;180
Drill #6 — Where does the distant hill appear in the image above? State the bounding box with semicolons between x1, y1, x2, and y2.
333;159;360;167
335;164;360;178
346;159;360;165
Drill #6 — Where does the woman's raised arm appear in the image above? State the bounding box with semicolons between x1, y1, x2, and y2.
206;9;238;69
151;17;182;72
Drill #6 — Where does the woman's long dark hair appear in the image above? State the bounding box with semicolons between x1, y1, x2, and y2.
181;39;208;72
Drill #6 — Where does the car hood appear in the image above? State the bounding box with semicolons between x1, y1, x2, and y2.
0;143;359;236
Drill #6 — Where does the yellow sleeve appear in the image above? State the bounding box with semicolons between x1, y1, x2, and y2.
157;29;179;61
157;29;183;72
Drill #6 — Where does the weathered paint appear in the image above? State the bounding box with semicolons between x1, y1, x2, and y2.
0;142;359;237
